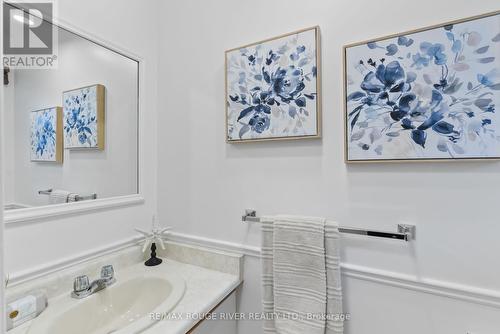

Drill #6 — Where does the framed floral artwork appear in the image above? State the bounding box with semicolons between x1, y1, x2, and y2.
344;11;500;162
225;27;321;142
30;107;63;163
63;84;105;149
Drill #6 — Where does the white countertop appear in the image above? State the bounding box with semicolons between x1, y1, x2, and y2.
9;258;241;334
146;258;241;334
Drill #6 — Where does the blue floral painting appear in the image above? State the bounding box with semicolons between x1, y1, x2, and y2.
63;84;104;149
345;13;500;161
30;107;62;162
226;27;320;142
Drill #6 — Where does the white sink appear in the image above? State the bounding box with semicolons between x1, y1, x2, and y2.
26;262;185;334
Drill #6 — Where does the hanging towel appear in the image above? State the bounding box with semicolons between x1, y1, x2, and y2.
261;215;343;334
48;189;71;204
324;221;344;334
67;193;79;203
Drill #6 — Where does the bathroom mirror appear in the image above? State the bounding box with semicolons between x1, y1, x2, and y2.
2;5;139;214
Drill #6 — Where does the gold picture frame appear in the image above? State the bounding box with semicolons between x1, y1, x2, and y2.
30;107;63;163
225;26;322;143
63;84;105;150
343;10;500;163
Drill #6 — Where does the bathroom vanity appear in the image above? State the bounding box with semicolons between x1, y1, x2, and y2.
6;242;242;334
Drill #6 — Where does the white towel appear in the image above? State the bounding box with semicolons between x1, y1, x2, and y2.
48;189;71;204
261;215;344;334
67;193;79;202
324;222;344;334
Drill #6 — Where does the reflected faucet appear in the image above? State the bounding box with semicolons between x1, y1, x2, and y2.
71;265;115;299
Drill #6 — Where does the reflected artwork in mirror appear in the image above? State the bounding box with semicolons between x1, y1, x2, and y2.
63;84;105;150
30;107;63;163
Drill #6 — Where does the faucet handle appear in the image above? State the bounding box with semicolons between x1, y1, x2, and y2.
73;275;90;293
100;265;115;281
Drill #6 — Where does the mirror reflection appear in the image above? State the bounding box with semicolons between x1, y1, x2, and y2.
2;19;139;210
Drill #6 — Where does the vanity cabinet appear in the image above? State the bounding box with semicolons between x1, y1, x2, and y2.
189;292;237;334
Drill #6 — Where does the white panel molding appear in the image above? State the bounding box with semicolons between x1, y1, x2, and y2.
341;263;500;309
168;232;500;309
7;231;500;309
7;236;143;287
168;232;262;258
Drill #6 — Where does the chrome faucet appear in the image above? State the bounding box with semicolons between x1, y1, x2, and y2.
71;265;116;299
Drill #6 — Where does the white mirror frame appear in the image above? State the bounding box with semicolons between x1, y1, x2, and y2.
3;13;145;225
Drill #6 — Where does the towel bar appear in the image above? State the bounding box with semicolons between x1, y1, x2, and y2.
242;209;416;242
38;189;98;202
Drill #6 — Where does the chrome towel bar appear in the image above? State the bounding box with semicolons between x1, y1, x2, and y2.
38;189;97;202
242;209;416;242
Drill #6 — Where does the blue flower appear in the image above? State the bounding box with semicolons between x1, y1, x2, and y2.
249;114;270;133
451;40;462;53
33;110;56;156
349;28;499;155
360;72;385;93
397;36;414;47
70;108;80;125
420;42;447;65
406;72;417;83
411;53;430;69
360;61;405;93
296;45;306;54
417;111;444;130
266;50;279;65
477;69;499;87
248;55;256;65
43;120;53;133
485;104;495;113
254;104;271;114
432;121;456;134
231;43;316;137
401;118;415;129
270;66;305;102
385;44;398;56
36;134;48;155
78;133;88;144
376;61;405;88
411;129;427;148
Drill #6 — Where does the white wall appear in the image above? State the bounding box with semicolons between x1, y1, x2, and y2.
3;0;159;275
11;29;138;207
157;0;500;333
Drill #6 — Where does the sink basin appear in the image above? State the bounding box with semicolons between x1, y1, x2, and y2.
26;262;185;334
